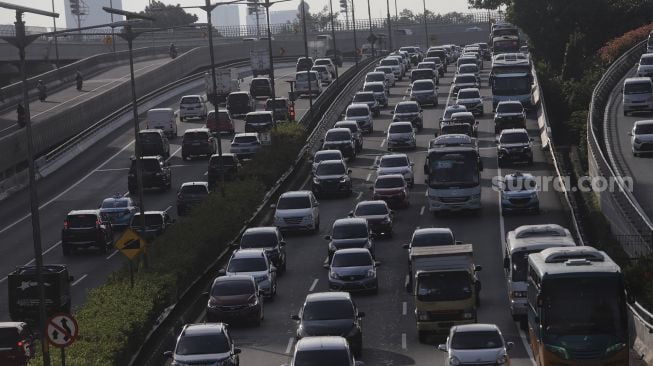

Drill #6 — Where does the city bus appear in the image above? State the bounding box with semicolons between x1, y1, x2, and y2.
491;54;534;110
527;246;629;366
492;35;521;55
423;146;483;213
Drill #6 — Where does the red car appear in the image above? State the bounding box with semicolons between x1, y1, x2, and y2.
372;174;409;207
206;109;235;135
0;322;34;366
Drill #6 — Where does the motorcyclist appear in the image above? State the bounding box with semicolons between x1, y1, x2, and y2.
75;70;83;91
37;80;47;102
169;43;177;59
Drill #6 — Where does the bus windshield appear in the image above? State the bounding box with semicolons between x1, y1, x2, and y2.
492;75;531;95
426;151;479;188
493;39;520;54
417;271;473;301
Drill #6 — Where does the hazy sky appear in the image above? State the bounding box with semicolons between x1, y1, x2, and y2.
0;0;476;29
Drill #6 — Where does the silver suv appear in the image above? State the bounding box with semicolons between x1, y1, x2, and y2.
345;104;373;134
220;249;277;298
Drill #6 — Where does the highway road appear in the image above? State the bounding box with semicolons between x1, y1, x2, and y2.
0;61;350;320
606;66;653;223
174;61;572;365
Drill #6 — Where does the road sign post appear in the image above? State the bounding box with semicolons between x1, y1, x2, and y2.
114;228;146;288
46;313;78;366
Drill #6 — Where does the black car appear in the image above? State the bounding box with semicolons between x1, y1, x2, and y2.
128;155;172;193
497;128;533;167
292;292;365;357
177;182;210;216
164;323;241;366
312;160;352;198
250;77;272;99
349;200;394;238
393;101;423;130
7;265;73;322
61;210;113;255
237;227;287;274
208;153;241;187
296;57;314;72
138;129;170;158
324;218;374;261
181;128;218;160
129;211;175;240
226;91;255;116
205;275;264;325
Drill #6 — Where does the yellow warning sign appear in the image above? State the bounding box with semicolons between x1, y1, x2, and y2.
114;228;146;261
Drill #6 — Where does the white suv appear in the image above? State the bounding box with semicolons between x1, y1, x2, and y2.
636;53;653;78
314;58;336;78
376;153;414;187
274;191;320;232
623;77;653;116
378;57;402;80
438;324;513;366
179;94;208;121
630;119;653;156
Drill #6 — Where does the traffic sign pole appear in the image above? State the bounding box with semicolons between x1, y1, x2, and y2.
61;348;66;366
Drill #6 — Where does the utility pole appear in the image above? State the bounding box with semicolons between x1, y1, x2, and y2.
386;0;392;51
328;0;339;80
300;0;313;115
366;0;374;57
50;0;59;68
351;0;358;65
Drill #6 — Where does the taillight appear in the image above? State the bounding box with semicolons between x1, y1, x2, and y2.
63;220;69;229
17;340;23;348
96;219;101;227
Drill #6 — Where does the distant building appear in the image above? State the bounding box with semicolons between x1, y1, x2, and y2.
63;0;125;29
245;9;297;28
213;5;240;28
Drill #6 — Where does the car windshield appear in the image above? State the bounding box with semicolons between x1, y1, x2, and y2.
140;132;161;143
228;93;249;104
417;271;473;301
625;81;653;94
293;349;351;366
395;104;418;113
380;59;398;66
246;114;272;123
233;135;258;144
180;185;208;195
366;73;385;82
277;196;311;209
412;232;454;246
380;156;408;167
181;96;201;104
227;257;268;272
412;82;433;91
240;232;278;248
101;199;129;208
135;158;160;172
332;252;373;267
347;107;368;117
66;214;97;228
427;151;479;187
635;124;653;134
326;131;351;141
332;223;368;239
354;93;375;102
184;132;208;141
314;152;341;163
500;132;529;144
302;300;354;320
457;90;480;99
497;103;523;113
451;331;504;350
316;163;345;176
510;250;539;282
389;124;413;133
252;79;269;87
0;328;18;348
375;176;404;188
354;203;388;216
296;72;318;82
364;84;384;93
211;280;255;296
175;333;230;355
131;214;163;227
210;156;236;167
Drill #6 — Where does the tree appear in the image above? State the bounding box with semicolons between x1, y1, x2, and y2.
139;1;198;29
467;0;506;10
295;6;340;31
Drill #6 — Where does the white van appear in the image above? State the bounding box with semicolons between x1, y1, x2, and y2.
146;108;178;138
623;77;653;116
295;71;322;97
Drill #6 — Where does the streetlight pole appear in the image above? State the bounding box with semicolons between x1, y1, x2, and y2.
328;0;339;80
351;0;358;66
422;0;428;49
385;0;392;52
50;0;59;68
109;0;116;52
394;0;397;20
300;0;313;115
366;0;374;57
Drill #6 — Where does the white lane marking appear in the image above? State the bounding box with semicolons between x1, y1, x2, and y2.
309;278;319;292
402;301;407;315
285;337;295;355
25;241;62;266
401;333;407;349
106;250;119;260
498;165;506;251
166;146;182;162
517;322;538;366
365;173;372;181
71;274;88;287
95;167;130;172
0;276;7;283
356;192;363;200
164;205;172;212
370;155;380;169
380;138;386;147
419;206;425;216
203;171;208;176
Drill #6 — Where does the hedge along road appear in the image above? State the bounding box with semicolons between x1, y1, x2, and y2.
0;62;353;320
167;61;570;365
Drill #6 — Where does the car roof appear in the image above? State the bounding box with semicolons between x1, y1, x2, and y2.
315;149;343;156
500;128;528;134
396;101;419;106
497;100;523;107
356;200;388;207
367;71;386;74
347;103;370;109
252;77;270;81
232;248;267;258
380;153;408;160
504;172;535;180
133;210;166;216
355;91;375;95
234;132;259;137
452;323;501;333
210;153;236;158
214;274;255;285
452;112;474;118
229;91;249;95
333;217;367;226
327;127;352;134
182;323;226;336
413;79;434;84
306;291;351;302
335;121;359;127
413;227;453;236
180;181;209;188
634;119;653;126
295;336;349;351
376;173;404;180
280;190;313;198
184;128;210;133
317;159;345;166
243;226;278;235
139;129;163;134
389;121;414;127
625;77;652;84
364;81;385;86
457;87;480;94
334;248;372;256
181;94;202;98
67;209;99;215
246;111;273;116
455;73;477;79
315;58;332;62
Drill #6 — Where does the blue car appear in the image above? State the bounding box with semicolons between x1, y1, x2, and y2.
99;196;138;229
500;172;540;215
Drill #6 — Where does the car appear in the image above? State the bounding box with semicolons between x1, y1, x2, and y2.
352;91;380;117
345;103;373;133
311;149;344;174
376;153;414;187
238;227;287;273
362;81;388;108
438;324;513;366
417;61;437;72
312;65;333;84
440;104;468;125
630;119;653;156
226;91;256;117
314;57;337;77
250;77;272;99
328;248;379;293
146;108;177;138
138;129;170;158
457;55;480;70
365;71;390;87
244;111;273;132
273;190;320;232
439;121;474;137
325;49;344;67
324;218;374;261
423;57;445;77
623;77;653;115
286;336;365;366
129;210;174;240
229;132;261;158
501;172;540;215
295;70;323;96
98;195;138;229
393;101;423;130
403;228;459;256
465;26;483;32
410;79;438;107
452;73;480;94
0;322;34;366
476;42;491;60
164;323;241;366
455;88;484;116
494;100;526;134
205;275;264;325
292;293;365;357
373;67;396;87
265;97;290;121
400;46;423;64
426;49;448;72
221;249;277;298
208;153;241;187
458;63;480;78
176;181;209;216
322;128;356;159
178;94;208;121
386;121;417;151
387;54;407;75
636;53;653;78
127;155;172;193
430;133;475;149
348;200;394;238
334;120;364;153
379;57;402;80
61;210;113;255
450;111;478;137
296;56;314;72
312;160;353;198
497;128;534;167
410;68;437;84
206;109;235;135
181;128;218;160
372;174;408;207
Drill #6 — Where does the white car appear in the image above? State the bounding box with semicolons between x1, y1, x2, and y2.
345;103;373;133
630;119;653;156
623;77;653;115
374;67;396;87
221;249;277;298
311;65;333;84
378;57;402;80
366;71;390;88
438;324;513;366
386;122;416;151
314;58;337;78
376;153;414;187
636;53;653;78
457;63;480;78
273;190;320;232
179;95;208;121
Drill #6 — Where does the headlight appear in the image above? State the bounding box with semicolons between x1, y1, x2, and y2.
366;268;376;278
523;146;531;151
634;138;642;144
255;275;268;283
382;217;391;224
416;310;429;321
306;214;313;221
471;193;481;201
512;291;527;298
339;176;347;183
545;344;570;360
496;354;509;365
605;342;626;355
329;271;339;279
448;356;461;366
313;177;320;184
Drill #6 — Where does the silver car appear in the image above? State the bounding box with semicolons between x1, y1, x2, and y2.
328;248;378;294
345;103;373;133
363;81;388;107
386;122;416;151
374;67;396;87
455;88;484;116
312;150;344;174
630;119;653;156
438;324;513;366
229;133;261;158
273;190;320;232
377;153;414;187
221;249;277;298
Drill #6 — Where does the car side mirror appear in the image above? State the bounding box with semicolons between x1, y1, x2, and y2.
374;261;381;267
270;203;276;209
202;291;209;296
347;169;352;174
163;351;173;358
280;241;286;247
348;210;354;217
291;314;300;321
506;342;514;351
218;269;226;276
324;235;331;240
270;266;277;273
357;312;365;318
402;243;410;249
474;265;482;272
455;240;462;245
437;344;447;352
503;257;510;269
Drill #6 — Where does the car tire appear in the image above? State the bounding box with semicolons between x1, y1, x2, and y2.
314;218;320;232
